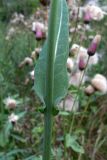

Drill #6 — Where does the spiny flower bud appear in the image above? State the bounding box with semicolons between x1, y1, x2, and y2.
32;22;45;40
79;57;86;71
30;70;34;80
84;5;105;21
83;11;92;24
19;57;33;68
87;35;101;56
4;97;17;109
9;113;19;124
35;29;45;41
85;85;95;96
91;74;107;94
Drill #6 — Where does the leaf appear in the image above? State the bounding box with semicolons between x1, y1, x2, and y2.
59;111;70;116
0;149;27;159
34;0;69;105
24;155;42;160
0;132;6;147
66;134;84;154
11;133;26;143
18;111;26;118
0;122;12;147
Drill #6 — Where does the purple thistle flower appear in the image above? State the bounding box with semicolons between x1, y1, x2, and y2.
79;57;86;71
87;35;101;56
83;11;92;24
35;29;44;41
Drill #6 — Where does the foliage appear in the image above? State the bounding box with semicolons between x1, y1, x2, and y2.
0;0;107;160
0;0;39;21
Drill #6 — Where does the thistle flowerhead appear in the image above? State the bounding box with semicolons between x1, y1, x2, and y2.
79;57;86;71
91;74;107;94
85;85;95;96
19;57;33;68
84;5;105;21
35;29;45;41
32;22;45;40
4;97;17;109
87;35;101;56
83;11;92;24
30;70;34;80
9;113;19;123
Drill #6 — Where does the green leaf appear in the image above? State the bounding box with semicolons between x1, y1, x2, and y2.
66;134;84;154
0;132;7;147
24;155;42;160
34;0;69;106
0;122;12;147
18;111;26;119
52;107;59;116
59;111;70;116
11;133;26;143
0;149;27;159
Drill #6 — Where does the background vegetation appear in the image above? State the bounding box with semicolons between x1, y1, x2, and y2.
0;0;107;159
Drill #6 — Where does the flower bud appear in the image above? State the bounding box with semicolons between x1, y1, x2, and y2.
85;85;95;96
83;11;92;24
35;29;45;41
91;74;107;94
87;35;101;56
79;57;86;71
32;22;45;41
31;51;36;60
30;70;34;80
4;97;17;109
9;113;19;123
84;5;105;21
24;57;33;65
19;57;33;68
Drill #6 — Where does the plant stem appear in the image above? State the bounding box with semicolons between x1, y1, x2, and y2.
91;124;103;160
69;56;90;133
43;0;59;160
78;135;85;160
69;0;81;48
78;98;90;127
43;109;52;160
63;98;67;160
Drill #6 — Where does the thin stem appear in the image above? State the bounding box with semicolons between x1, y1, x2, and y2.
78;98;90;127
91;124;103;160
69;56;90;133
78;135;85;160
43;0;59;160
43;111;52;160
69;0;81;48
62;98;67;160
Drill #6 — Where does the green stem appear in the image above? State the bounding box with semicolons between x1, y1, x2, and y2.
78;135;85;160
69;56;90;133
91;124;103;160
43;0;59;160
78;98;90;127
62;98;67;159
43;110;52;160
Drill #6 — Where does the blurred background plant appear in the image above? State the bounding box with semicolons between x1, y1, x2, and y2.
0;0;39;21
0;0;107;159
